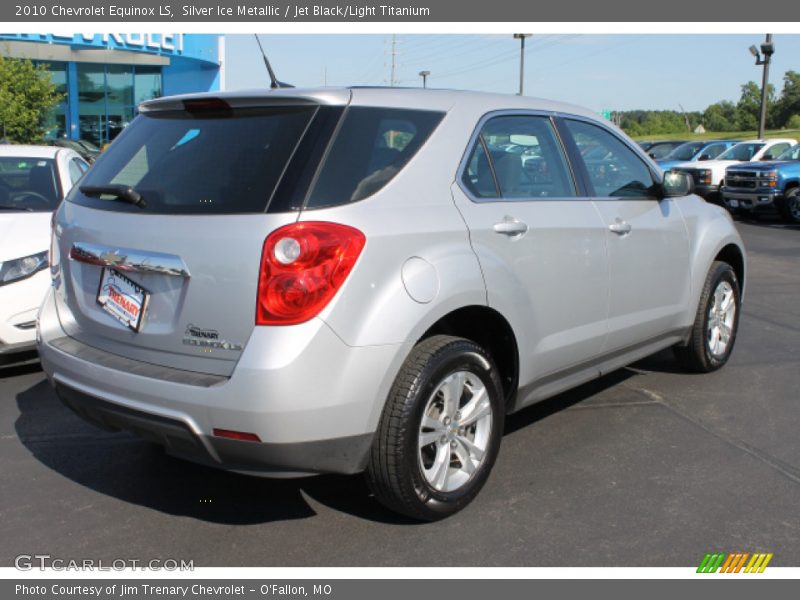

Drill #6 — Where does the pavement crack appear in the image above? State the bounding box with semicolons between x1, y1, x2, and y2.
623;384;800;486
569;400;659;410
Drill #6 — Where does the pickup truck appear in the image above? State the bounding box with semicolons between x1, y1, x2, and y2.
674;138;797;204
722;143;800;223
657;140;738;172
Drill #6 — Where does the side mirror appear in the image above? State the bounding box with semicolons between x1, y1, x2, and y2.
648;152;657;159
698;154;712;161
661;171;694;198
761;154;775;161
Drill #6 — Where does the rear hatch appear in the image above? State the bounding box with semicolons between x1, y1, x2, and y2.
53;92;347;376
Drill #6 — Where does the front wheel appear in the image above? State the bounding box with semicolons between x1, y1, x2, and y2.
778;188;800;224
674;261;741;373
366;335;504;521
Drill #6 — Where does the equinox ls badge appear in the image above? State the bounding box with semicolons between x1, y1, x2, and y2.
183;324;243;351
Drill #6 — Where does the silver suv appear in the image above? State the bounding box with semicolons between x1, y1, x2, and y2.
38;88;745;520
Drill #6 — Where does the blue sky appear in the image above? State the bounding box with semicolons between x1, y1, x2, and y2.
224;34;800;112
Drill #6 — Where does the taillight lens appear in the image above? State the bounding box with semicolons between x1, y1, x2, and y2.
256;222;366;325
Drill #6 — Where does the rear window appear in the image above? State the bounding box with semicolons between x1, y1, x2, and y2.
0;157;61;212
305;107;444;209
67;106;318;215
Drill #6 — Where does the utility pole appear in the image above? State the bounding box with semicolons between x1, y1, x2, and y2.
749;34;775;138
389;34;399;87
513;34;532;95
758;34;773;139
419;70;430;88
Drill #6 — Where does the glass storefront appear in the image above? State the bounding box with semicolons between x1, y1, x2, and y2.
38;62;68;140
38;62;163;146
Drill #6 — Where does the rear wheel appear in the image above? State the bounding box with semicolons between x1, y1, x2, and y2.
366;335;504;521
674;261;741;373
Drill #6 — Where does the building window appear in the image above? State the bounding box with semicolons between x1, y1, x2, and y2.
134;66;163;105
34;61;67;140
76;63;162;146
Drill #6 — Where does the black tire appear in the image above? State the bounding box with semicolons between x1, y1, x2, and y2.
366;335;504;521
777;187;800;224
674;261;741;373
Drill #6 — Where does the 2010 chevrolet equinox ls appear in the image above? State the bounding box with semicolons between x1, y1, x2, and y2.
38;88;745;520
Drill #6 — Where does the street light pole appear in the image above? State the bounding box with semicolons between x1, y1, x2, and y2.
513;34;532;96
750;34;774;139
419;70;430;88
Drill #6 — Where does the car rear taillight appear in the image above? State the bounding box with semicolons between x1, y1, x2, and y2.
256;222;366;326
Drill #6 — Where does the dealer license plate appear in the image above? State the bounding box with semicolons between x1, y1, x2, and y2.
96;268;149;332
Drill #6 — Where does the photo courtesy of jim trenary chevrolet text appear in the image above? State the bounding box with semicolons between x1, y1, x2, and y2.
1;0;799;596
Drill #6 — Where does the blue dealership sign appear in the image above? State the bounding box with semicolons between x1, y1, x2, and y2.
0;33;218;65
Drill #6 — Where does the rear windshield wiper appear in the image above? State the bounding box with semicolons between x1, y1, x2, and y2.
79;185;146;208
0;204;33;212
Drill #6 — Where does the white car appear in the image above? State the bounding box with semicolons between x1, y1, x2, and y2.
0;145;89;359
674;138;797;202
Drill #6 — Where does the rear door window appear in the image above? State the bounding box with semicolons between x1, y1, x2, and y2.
461;114;576;200
305;107;444;209
68;105;319;214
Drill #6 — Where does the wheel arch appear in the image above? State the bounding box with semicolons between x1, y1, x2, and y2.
418;305;519;411
713;243;746;298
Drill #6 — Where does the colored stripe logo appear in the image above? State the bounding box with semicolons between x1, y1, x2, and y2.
697;552;773;573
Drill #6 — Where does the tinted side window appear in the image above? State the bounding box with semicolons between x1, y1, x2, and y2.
564;119;656;198
764;143;790;160
648;144;676;160
704;144;726;159
462;115;576;200
306;107;443;209
462;140;499;198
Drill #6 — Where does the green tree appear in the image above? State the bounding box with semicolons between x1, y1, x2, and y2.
775;71;800;128
703;101;738;132
0;54;62;143
736;80;776;132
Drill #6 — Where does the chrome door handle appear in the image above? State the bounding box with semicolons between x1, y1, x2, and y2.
493;218;529;237
608;220;632;235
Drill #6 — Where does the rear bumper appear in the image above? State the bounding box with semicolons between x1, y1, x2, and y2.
38;288;411;476
55;382;373;476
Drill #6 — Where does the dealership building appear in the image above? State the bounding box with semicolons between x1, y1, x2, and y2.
0;33;223;145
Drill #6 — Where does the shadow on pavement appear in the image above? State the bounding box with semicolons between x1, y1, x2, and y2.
0;351;41;374
14;362;649;526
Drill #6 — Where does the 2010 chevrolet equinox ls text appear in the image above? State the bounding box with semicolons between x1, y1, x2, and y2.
38;88;745;520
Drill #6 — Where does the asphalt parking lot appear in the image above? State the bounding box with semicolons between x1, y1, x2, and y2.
1;219;798;568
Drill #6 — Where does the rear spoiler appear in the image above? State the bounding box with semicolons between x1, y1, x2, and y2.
139;89;351;113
